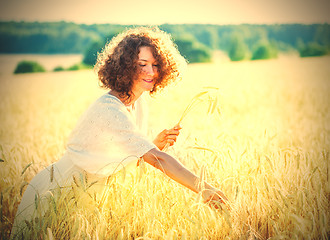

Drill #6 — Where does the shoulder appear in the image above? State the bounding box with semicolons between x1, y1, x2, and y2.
75;93;130;128
91;93;127;115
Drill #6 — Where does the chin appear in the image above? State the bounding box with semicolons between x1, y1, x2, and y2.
144;87;154;92
143;83;155;91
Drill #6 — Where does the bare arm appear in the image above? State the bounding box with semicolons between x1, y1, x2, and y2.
142;148;229;206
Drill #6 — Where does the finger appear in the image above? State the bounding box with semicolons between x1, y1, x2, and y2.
166;135;178;141
213;192;231;210
216;191;229;202
160;129;169;138
167;129;180;136
174;124;182;130
166;139;175;146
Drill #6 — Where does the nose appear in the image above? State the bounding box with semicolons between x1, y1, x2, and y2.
145;65;155;76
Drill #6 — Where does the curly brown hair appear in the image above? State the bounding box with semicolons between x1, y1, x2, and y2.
95;27;187;102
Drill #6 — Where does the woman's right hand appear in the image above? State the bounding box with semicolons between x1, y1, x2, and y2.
153;124;182;151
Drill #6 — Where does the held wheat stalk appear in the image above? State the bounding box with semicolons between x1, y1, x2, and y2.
163;87;221;152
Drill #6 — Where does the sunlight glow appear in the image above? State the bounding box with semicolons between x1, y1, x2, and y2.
0;0;329;25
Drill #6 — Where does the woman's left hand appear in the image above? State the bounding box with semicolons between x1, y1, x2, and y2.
203;187;231;211
153;124;182;151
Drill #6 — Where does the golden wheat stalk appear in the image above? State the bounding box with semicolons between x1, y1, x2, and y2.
163;87;220;152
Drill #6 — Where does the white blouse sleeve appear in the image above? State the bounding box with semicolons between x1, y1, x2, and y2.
65;94;157;177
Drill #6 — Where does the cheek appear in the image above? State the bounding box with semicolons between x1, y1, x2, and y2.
136;70;145;79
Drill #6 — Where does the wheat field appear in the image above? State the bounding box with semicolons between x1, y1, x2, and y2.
0;55;329;239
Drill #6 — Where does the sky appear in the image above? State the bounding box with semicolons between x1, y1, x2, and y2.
0;0;329;25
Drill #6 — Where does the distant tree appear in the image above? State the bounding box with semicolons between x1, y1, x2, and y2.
251;41;278;60
0;21;99;53
298;42;328;57
188;48;212;63
53;66;65;72
83;40;104;66
67;63;91;71
83;32;118;66
174;37;212;63
296;38;305;50
228;33;249;61
194;28;218;49
14;60;46;74
273;41;295;53
174;38;193;58
1;21;330;57
67;64;80;71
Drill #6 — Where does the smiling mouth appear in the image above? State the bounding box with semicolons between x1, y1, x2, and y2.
143;79;153;83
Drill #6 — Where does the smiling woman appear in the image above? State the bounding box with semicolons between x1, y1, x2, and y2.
95;27;187;103
10;27;229;239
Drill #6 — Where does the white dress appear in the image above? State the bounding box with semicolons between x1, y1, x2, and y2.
11;93;157;237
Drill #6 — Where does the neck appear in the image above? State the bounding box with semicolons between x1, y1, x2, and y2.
109;90;142;106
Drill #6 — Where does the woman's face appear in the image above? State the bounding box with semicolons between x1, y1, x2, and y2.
132;46;159;96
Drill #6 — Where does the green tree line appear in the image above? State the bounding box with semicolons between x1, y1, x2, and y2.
1;21;329;63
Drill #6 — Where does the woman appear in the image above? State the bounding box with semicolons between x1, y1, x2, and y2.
11;27;228;238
